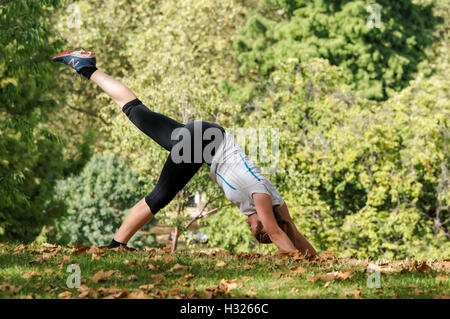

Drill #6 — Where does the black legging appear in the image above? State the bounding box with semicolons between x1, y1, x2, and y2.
122;98;225;214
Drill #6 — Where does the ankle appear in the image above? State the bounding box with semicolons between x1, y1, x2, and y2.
79;66;98;79
107;238;127;249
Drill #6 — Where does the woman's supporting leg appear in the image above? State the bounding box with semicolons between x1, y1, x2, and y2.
113;198;154;244
112;155;202;245
90;69;137;108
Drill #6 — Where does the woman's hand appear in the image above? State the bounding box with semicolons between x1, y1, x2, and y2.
275;203;318;257
252;193;297;252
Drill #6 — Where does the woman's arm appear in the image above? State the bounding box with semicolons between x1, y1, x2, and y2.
253;193;297;252
275;203;317;257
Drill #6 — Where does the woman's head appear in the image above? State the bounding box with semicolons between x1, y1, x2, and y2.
247;210;290;244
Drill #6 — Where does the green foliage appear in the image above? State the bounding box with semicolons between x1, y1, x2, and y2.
52;154;158;248
0;0;69;242
227;0;441;101
41;0;448;259
243;56;449;259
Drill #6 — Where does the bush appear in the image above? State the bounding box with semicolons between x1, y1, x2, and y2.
51;154;158;249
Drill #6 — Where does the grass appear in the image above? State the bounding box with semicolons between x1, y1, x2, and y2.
0;243;448;299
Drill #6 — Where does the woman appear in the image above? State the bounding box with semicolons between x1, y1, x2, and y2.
52;50;317;256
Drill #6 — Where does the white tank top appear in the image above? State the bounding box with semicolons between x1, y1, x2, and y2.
209;133;284;216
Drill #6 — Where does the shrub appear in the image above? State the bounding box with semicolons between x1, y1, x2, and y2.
52;154;158;248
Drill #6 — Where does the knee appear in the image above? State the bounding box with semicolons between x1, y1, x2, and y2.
145;191;172;215
122;98;142;117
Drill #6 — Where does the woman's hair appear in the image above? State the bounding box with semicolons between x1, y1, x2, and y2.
254;209;292;244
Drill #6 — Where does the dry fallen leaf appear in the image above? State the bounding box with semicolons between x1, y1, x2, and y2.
90;270;121;283
124;259;141;266
168;287;182;296
91;253;102;261
127;275;138;282
13;244;27;254
42;248;60;260
269;286;280;290
72;244;90;255
146;263;159;271
411;287;422;295
241;276;251;282
22;271;40;279
219;279;240;293
98;285;129;299
212;249;231;257
58;291;72;299
245;288;257;297
87;246;104;255
272;271;283;278
216;261;227;267
45;285;57;292
163;255;175;264
62;255;73;264
183;273;195;280
138;284;155;292
151;274;165;284
127;290;149;299
411;260;432;273
275;259;285;266
0;283;22;293
184;290;201;299
435;260;450;273
204;278;241;299
316;251;337;264
274;250;291;258
345;288;362;299
30;255;44;264
308;270;352;283
78;285;98;298
243;265;254;270
44;269;54;275
436;274;448;283
290;266;306;276
170;263;190;271
41;243;59;249
203;287;217;299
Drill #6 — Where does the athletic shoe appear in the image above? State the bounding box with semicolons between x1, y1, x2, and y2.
51;50;96;73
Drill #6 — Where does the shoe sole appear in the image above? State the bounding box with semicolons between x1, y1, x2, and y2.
52;50;96;61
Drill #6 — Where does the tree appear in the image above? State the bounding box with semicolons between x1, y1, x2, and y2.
0;0;67;241
225;0;441;101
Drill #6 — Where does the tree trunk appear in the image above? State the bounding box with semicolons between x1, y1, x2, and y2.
171;226;180;252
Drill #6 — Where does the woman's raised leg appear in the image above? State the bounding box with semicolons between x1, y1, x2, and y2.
90;69;137;108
